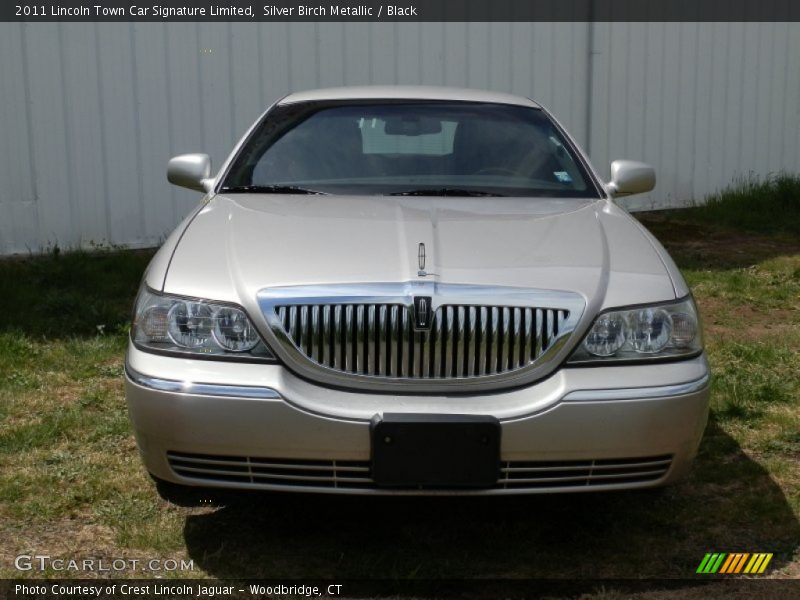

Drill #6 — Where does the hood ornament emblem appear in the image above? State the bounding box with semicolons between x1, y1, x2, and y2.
417;242;427;277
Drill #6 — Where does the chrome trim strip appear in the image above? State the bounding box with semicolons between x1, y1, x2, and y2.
562;373;710;402
256;282;586;393
125;366;281;400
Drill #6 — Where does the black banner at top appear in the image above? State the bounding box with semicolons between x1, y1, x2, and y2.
4;0;800;22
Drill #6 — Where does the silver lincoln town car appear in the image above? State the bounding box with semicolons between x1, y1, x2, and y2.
125;86;710;496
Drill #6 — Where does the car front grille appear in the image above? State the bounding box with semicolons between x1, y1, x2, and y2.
167;451;672;492
274;303;570;379
257;283;585;392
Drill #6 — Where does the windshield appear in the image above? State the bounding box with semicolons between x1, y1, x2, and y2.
221;101;600;198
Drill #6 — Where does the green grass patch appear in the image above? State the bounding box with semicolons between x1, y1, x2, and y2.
672;173;800;235
684;255;800;310
707;335;799;422
0;247;153;338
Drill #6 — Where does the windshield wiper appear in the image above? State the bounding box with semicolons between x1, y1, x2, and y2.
219;184;328;195
388;188;505;197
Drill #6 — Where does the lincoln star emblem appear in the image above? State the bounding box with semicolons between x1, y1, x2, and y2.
418;242;426;276
413;296;433;330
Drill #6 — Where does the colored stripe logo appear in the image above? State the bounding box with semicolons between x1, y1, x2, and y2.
696;552;773;574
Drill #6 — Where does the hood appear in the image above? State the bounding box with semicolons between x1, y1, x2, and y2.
161;194;679;322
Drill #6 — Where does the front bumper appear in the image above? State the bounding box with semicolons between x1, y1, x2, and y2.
125;343;710;495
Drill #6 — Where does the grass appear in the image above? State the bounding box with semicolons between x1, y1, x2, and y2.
0;247;151;338
0;188;799;594
671;173;800;236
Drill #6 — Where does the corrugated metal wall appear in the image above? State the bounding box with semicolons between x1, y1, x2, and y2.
0;22;798;254
589;22;800;210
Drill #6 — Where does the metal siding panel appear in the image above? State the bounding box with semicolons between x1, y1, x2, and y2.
23;23;75;249
675;22;700;203
318;23;346;86
198;23;236;165
230;24;265;135
58;24;109;246
707;23;729;199
722;22;744;183
0;24;38;253
509;22;533;97
369;23;398;84
642;22;664;209
656;23;680;207
767;23;789;172
550;22;575;136
288;23;320;89
607;23;630;180
2;22;800;254
531;23;555;109
488;22;512;91
260;24;291;101
420;23;446;85
737;24;760;184
94;24;144;245
786;24;800;169
131;24;175;245
443;23;468;87
587;22;611;180
568;21;590;148
396;23;422;84
753;23;773;178
625;24;647;170
692;23;715;201
343;22;370;85
466;22;490;88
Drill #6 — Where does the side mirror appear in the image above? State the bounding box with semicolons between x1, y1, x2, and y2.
167;153;212;192
608;160;655;197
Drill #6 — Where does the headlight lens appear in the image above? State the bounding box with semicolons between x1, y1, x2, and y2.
167;301;214;348
568;297;702;364
627;307;672;353
212;306;260;352
582;313;626;356
132;287;274;360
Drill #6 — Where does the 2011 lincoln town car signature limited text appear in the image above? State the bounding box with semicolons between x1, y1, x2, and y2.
125;86;710;495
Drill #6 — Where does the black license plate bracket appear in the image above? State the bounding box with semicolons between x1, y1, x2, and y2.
371;413;500;489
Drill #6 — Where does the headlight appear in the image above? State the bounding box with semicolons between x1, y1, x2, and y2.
132;287;274;361
568;296;702;364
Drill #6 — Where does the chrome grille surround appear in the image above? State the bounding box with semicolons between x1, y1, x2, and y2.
167;451;672;493
256;282;585;393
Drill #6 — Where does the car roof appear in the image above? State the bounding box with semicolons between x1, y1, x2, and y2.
278;85;541;108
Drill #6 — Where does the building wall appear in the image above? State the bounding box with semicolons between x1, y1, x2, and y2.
0;22;798;254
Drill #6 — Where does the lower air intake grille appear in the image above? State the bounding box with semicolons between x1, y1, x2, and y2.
167;452;373;489
499;455;673;488
168;452;672;491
